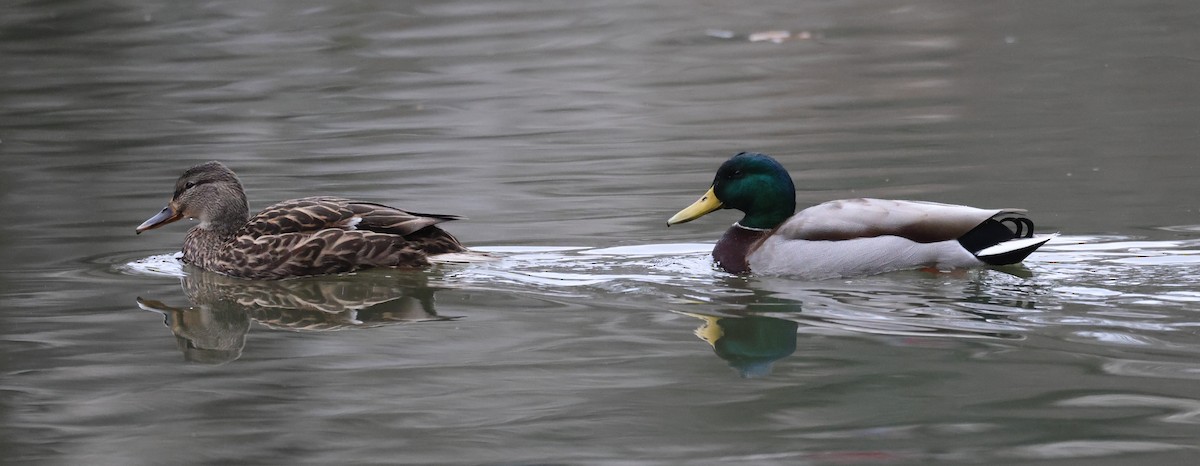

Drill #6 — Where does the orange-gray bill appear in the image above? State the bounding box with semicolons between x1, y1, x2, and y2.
667;186;723;226
136;205;183;234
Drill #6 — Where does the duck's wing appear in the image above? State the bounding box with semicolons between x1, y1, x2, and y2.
344;200;464;236
217;197;468;279
342;200;467;256
775;198;1025;243
240;197;463;237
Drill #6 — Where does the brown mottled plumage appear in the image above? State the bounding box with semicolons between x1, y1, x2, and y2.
137;161;470;280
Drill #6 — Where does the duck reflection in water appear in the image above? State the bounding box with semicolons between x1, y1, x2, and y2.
678;312;799;378
675;271;1039;377
137;269;457;364
671;277;805;378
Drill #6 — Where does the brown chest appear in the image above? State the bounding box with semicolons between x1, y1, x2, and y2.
712;225;771;274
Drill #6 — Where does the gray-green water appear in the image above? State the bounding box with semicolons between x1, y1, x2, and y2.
4;1;1200;464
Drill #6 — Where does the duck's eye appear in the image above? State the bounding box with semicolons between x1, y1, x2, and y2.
184;181;196;189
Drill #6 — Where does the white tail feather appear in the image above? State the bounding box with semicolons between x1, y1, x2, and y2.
976;234;1057;258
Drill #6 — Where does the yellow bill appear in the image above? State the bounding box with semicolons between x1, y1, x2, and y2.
667;186;723;225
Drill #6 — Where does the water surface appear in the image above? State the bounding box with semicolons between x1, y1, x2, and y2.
4;0;1200;464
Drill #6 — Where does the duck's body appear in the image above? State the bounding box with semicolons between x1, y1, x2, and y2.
668;153;1054;278
137;162;469;280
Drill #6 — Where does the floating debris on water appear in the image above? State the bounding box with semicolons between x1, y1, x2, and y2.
706;29;819;43
705;29;736;39
748;30;792;43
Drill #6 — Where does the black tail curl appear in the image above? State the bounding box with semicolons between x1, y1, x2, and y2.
957;215;1042;266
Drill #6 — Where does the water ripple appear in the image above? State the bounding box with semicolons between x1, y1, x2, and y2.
115;235;1200;347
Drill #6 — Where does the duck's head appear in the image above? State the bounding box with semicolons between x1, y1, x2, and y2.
136;161;249;235
667;152;797;230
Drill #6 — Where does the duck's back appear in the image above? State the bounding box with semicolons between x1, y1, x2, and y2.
775;198;1014;243
241;197;463;238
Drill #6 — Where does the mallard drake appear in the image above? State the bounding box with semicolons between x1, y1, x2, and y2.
667;152;1054;278
136;161;470;280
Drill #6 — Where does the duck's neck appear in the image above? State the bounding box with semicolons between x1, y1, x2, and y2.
182;225;236;270
184;192;249;261
208;192;250;237
736;197;794;231
713;223;772;274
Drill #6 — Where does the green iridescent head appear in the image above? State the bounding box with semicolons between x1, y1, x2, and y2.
668;152;797;230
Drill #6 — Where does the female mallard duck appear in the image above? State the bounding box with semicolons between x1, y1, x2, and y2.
136;161;470;280
667;152;1054;278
